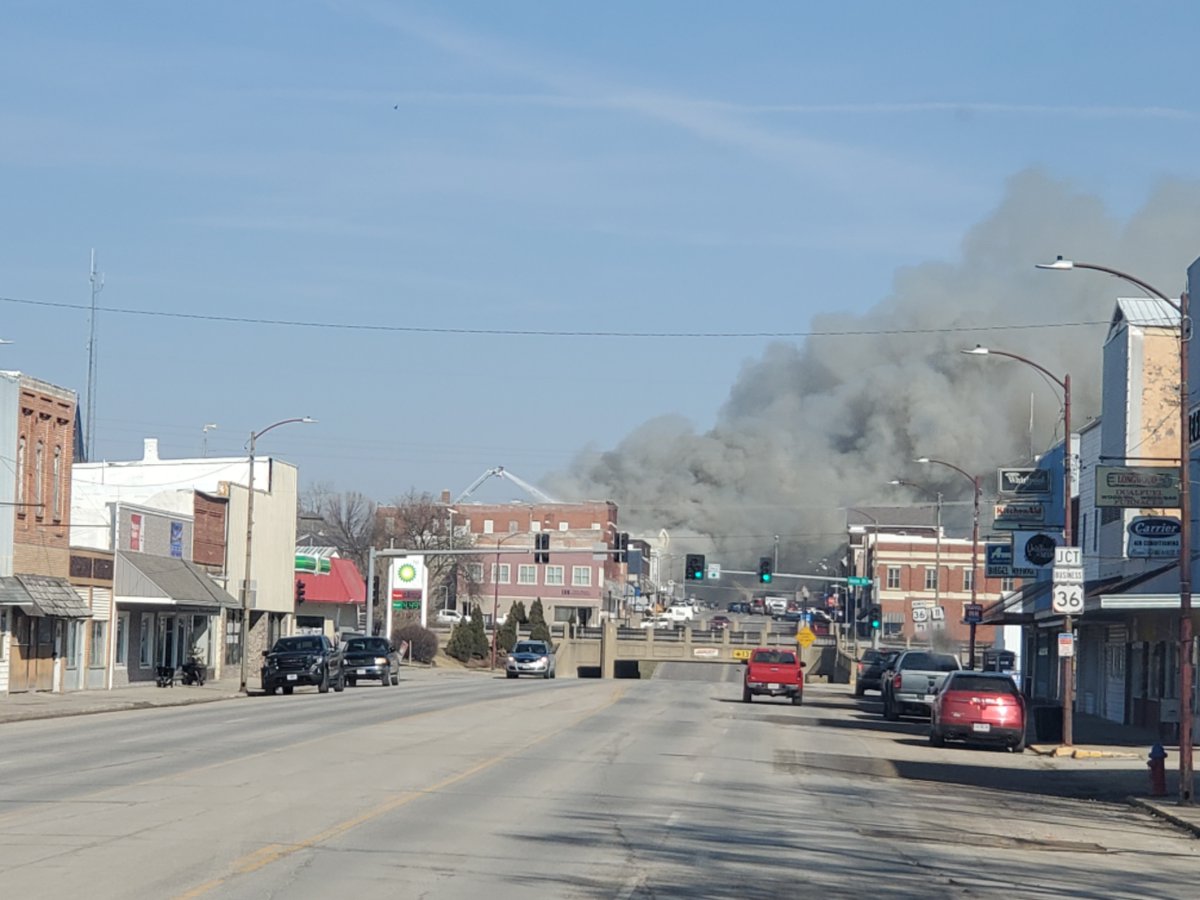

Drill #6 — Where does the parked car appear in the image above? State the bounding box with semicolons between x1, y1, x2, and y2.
726;601;750;614
882;650;962;720
342;636;400;687
855;648;900;697
664;605;695;623
435;608;464;625
709;615;732;631
506;640;557;679
741;647;805;705
261;635;345;695
930;671;1026;752
639;616;674;630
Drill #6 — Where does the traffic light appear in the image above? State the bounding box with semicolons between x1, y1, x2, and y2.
758;557;773;584
685;553;706;581
869;605;882;630
534;532;550;564
295;579;307;604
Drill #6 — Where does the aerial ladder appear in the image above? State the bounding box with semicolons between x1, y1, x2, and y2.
455;466;561;504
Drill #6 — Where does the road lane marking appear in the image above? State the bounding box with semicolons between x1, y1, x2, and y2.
0;686;579;827
173;686;627;900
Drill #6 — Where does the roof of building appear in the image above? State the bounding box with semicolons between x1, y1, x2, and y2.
0;575;92;617
119;552;238;609
1108;297;1180;340
295;557;365;605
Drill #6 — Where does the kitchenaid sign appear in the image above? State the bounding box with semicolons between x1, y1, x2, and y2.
1127;516;1182;558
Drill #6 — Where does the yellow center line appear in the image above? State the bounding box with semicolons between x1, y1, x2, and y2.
175;685;626;899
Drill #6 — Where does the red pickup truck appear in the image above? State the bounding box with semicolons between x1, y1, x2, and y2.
742;647;805;705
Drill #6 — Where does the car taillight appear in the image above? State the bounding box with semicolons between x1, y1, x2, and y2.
857;662;864;674
893;673;902;689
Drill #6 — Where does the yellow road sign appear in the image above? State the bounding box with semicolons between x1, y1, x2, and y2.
732;648;752;660
796;627;816;649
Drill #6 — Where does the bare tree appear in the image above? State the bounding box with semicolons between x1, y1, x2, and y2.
378;490;475;611
300;484;380;575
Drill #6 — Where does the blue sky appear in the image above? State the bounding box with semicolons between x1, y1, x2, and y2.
2;1;1198;503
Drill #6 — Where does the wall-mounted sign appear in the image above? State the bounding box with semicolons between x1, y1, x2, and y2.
1127;515;1182;558
130;513;143;552
169;521;184;559
985;542;1013;578
1095;465;1181;508
993;501;1047;530
1011;531;1060;577
997;467;1051;496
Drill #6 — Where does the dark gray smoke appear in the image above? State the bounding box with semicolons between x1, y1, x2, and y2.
548;170;1200;570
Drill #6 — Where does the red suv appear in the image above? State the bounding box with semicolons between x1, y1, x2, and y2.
930;671;1026;752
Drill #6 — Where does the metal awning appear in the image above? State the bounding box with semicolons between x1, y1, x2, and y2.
0;575;92;618
116;551;237;611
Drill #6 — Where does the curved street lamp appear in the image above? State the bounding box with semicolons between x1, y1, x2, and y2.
490;530;526;669
240;416;316;693
888;479;944;608
915;458;981;669
963;344;1073;745
1039;255;1193;803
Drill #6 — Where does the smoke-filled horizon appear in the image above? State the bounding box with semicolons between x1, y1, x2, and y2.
547;169;1200;571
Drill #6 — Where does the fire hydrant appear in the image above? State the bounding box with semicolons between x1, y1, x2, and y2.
1148;743;1168;797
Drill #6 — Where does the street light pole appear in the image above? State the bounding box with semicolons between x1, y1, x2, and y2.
887;479;943;606
490;531;523;668
238;416;315;694
963;345;1073;743
1038;257;1190;798
915;458;980;669
846;508;880;650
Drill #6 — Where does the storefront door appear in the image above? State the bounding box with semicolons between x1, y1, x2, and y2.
34;617;55;691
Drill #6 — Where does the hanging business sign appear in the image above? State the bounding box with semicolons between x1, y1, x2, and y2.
1011;531;1060;577
997;467;1052;496
1095;465;1181;508
1127;516;1183;558
985;542;1013;578
993;501;1047;530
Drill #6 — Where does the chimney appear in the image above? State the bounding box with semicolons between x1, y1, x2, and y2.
440;489;451;503
143;438;160;462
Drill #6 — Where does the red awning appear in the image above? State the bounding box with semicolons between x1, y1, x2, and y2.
295;557;365;605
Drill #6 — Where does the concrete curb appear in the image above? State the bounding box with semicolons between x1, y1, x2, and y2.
0;691;244;726
1028;743;1143;760
1129;796;1200;838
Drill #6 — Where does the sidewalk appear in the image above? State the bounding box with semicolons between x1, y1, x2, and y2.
0;677;245;725
1027;709;1164;760
1130;796;1200;838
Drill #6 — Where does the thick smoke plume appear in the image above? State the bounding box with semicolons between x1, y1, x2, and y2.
549;170;1200;570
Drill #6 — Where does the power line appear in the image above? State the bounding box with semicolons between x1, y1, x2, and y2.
0;293;1109;339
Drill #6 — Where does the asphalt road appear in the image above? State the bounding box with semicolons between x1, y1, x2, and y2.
1;668;1196;898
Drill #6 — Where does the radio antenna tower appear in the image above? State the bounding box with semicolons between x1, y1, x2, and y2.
85;249;104;462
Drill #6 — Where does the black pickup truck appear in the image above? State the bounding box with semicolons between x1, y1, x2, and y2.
261;635;345;695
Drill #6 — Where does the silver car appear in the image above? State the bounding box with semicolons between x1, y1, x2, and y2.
506;640;557;679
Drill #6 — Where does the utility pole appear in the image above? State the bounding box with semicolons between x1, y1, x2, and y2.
773;534;780;572
85;249;104;462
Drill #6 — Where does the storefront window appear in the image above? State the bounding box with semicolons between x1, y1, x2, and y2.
89;620;107;668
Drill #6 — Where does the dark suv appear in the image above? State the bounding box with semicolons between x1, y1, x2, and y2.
262;635;345;695
855;648;899;697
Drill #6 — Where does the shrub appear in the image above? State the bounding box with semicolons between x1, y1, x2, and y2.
468;603;490;659
528;597;552;644
510;600;528;625
445;620;474;662
497;616;518;654
393;623;438;664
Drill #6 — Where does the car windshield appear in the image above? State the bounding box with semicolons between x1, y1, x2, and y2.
900;652;960;672
273;637;323;653
345;638;389;653
946;674;1019;695
514;643;548;655
751;650;796;665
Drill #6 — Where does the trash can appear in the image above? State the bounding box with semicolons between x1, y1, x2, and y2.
1034;706;1063;743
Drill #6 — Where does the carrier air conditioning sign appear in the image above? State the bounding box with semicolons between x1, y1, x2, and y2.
1127;516;1182;558
1095;465;1181;508
997;467;1051;496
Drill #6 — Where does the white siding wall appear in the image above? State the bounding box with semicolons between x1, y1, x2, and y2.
1099;325;1133;578
1079;424;1102;583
